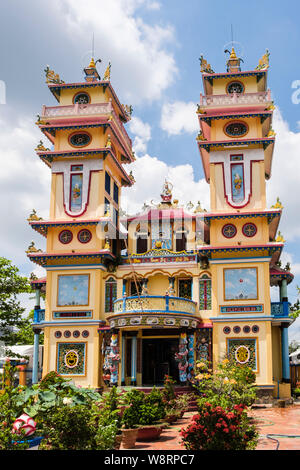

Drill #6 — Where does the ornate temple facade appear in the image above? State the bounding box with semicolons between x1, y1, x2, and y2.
29;49;293;398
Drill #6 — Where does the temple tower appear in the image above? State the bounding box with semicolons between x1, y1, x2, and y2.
28;59;134;387
197;49;293;398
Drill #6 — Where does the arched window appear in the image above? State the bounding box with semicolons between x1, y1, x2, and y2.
105;277;117;313
199;275;212;310
135;224;148;254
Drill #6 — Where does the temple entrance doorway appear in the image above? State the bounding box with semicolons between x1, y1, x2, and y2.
142;338;179;385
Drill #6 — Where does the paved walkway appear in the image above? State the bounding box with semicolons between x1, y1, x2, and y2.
124;405;300;451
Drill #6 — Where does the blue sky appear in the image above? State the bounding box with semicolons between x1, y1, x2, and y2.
0;0;300;338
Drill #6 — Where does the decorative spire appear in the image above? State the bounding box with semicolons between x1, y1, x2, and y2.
225;47;242;73
84;57;101;82
256;49;270;71
103;62;111;81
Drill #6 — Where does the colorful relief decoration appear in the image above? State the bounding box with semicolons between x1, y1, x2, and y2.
179;279;192;299
224;268;258;301
57;274;89;306
151;220;172;250
231;163;245;204
199;275;212;310
53;311;93;319
175;332;188;382
188;334;195;373
196;328;212;364
109;314;198;330
70;173;83;212
109;333;120;385
220;305;263;314
57;342;86;375
227;339;257;371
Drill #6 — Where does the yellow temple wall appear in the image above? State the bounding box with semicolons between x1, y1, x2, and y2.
55;128;105;151
211;117;262;141
59;87;108;106
210;161;266;212
211;76;258;95
209;217;269;246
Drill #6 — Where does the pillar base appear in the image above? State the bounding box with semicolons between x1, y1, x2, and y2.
281;378;291;384
131;380;137;386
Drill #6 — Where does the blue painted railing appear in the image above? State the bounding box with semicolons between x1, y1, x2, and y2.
271;301;290;317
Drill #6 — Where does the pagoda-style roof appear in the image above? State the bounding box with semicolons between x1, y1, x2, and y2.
27;250;116;268
30;276;46;291
29;217;120;237
199;242;283;263
270;266;294;286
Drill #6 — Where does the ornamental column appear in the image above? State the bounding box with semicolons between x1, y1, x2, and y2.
32;287;41;384
131;335;137;386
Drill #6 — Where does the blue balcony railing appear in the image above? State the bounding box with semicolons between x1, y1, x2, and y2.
271;302;290;317
33;308;45;323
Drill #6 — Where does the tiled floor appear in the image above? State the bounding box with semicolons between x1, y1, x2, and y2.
121;405;300;451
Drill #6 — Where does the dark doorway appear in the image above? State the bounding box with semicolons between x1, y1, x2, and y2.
142;338;179;385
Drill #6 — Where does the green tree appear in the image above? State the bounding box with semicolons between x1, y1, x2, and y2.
14;309;44;345
0;257;31;345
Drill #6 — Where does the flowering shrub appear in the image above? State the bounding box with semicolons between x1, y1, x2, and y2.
181;402;258;450
193;358;257;410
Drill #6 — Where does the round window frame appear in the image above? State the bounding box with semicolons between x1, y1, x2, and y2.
68;131;92;148
77;229;92;244
233;326;241;334
59;229;73;245
226;80;245;95
242;223;257;238
73;91;91;105
223;326;231;335
222;223;237;239
224;120;249;139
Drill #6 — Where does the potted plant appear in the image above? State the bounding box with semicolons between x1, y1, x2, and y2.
121;406;139;449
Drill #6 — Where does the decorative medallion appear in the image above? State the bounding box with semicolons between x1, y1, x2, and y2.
73;92;90;104
233;326;241;334
252;325;259;333
228;338;257;371
59;230;73;244
118;318;127;327
223;326;231;335
77;229;92;244
164;317;176;326
243;326;251;334
63;330;71;338
57;342;86;375
180;319;190;327
82;330;89;338
130;317;141;325
222;223;237;238
235;345;250;364
224;121;248;138
146;317;159;325
54;331;62;338
73;330;80;338
69;132;91;148
242;223;257;238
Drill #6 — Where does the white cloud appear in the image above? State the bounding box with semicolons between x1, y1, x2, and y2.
55;0;177;104
160;100;198;136
122;153;209;215
267;109;300;242
129;116;151;155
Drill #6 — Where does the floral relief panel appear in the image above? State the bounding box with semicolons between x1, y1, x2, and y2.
227;338;257;372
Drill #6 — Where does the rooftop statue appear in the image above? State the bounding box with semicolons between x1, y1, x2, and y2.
44;65;65;84
256;49;270;71
199;55;214;74
103;62;111;81
271;197;283;209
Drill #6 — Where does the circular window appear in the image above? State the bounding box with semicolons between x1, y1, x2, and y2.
227;81;244;94
82;330;89;338
74;92;90;104
243;326;251;334
69;132;91;148
223;326;231;335
222;224;237;239
252;325;259;334
59;230;73;244
242;223;257;238
233;326;241;334
73;330;80;338
224;121;248;138
78;229;92;244
54;331;62;338
64;330;71;338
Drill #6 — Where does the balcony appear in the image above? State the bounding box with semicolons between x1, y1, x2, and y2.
271;301;290;317
41;102;132;150
114;295;197;315
199;91;271;108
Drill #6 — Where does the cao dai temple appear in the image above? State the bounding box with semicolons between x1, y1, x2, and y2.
27;48;294;400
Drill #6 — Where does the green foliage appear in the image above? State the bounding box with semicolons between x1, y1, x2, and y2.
122;387;166;428
0;257;32;345
194;359;257;411
14;309;44;346
0;362;30;450
181;402;258;451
